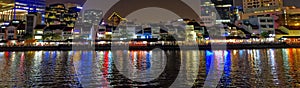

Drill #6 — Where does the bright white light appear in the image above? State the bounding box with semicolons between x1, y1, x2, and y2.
143;41;147;44
35;36;42;39
177;19;183;21
36;31;43;34
76;6;83;9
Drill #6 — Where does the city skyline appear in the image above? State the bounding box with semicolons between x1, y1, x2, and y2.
46;0;300;7
45;0;300;24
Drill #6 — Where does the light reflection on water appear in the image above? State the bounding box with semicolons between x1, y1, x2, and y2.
0;49;299;87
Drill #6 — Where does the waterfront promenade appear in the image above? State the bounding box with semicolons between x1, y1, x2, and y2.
0;43;299;51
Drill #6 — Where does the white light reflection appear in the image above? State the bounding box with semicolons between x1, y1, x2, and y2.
268;49;279;85
11;52;16;61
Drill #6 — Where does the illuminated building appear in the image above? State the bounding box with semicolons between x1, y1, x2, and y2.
65;7;81;27
62;27;73;40
282;7;300;28
45;4;66;26
5;25;17;40
75;9;102;39
64;3;80;8
96;25;106;39
242;0;283;19
211;0;233;22
45;3;81;27
249;15;275;37
33;24;46;40
276;7;300;39
199;1;216;27
243;0;283;13
4;20;25;40
83;9;103;25
107;12;126;27
0;0;46;22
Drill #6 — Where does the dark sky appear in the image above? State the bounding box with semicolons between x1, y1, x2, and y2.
283;0;300;7
46;0;86;5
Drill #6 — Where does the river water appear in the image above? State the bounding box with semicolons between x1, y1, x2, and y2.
0;48;300;87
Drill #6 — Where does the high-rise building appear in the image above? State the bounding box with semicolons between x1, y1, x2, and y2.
65;7;81;27
45;4;66;26
242;0;283;19
45;3;81;27
83;9;103;25
26;12;42;34
0;0;46;22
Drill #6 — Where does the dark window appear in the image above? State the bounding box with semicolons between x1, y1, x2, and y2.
267;20;273;22
269;25;274;28
144;28;151;34
8;35;14;39
98;29;105;32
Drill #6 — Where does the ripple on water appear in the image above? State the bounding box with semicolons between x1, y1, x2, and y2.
0;49;299;87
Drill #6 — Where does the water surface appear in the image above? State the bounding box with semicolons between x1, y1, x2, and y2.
0;48;300;87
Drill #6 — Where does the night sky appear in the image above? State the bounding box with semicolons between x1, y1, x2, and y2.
46;0;86;5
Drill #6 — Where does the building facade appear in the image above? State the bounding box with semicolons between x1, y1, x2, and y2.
26;12;42;34
249;15;275;36
45;3;81;27
243;0;283;13
211;0;233;21
0;0;46;22
242;0;283;19
199;1;216;27
83;9;103;25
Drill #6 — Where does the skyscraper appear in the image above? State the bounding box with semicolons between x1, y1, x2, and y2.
83;9;103;25
0;0;46;22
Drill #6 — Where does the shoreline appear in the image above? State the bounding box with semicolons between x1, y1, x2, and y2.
0;43;299;51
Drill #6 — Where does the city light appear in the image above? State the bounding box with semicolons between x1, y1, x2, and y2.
76;6;83;9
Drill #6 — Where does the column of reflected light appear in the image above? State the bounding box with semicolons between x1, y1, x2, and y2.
72;51;82;87
254;49;262;86
268;49;280;85
31;51;42;87
223;50;231;87
17;52;25;87
281;49;292;87
95;51;110;88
